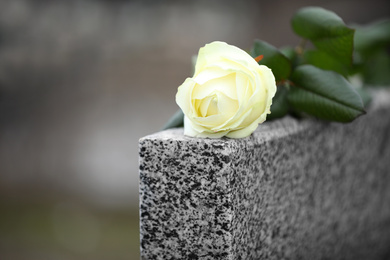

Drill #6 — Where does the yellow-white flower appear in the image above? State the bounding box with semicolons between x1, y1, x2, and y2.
176;41;277;138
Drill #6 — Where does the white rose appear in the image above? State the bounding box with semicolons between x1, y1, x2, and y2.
176;41;277;138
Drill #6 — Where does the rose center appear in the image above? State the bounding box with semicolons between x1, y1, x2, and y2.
206;95;219;117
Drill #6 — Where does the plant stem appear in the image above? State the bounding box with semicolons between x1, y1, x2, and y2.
295;39;307;56
276;79;294;88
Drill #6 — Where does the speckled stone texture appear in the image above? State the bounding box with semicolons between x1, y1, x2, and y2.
139;90;390;260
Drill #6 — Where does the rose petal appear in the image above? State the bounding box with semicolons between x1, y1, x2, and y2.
225;118;260;138
215;91;238;119
184;116;229;138
176;41;277;139
197;95;214;117
192;72;237;100
194;67;230;85
176;78;196;117
195;41;260;76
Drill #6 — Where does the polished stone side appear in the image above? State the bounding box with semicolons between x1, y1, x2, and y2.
139;90;390;260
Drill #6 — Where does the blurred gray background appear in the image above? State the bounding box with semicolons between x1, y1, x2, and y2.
0;0;389;259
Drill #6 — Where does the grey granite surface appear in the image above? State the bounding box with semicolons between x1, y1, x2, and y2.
139;90;390;260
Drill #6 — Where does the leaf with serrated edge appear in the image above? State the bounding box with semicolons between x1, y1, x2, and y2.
288;65;364;122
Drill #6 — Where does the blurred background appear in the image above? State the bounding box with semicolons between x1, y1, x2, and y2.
0;0;388;259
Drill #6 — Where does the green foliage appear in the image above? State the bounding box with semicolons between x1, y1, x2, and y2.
352;19;390;86
288;65;364;122
354;19;390;52
359;49;390;86
291;7;355;66
250;40;292;82
355;87;373;107
279;47;296;61
162;109;184;130
267;84;289;120
164;7;389;130
302;50;348;76
264;7;389;124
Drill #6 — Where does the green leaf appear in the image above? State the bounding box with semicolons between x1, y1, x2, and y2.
162;109;184;130
360;49;390;86
267;84;289;120
250;40;292;81
288;65;365;122
291;7;355;65
354;87;372;107
354;19;390;53
303;50;349;77
280;46;304;70
279;46;296;61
